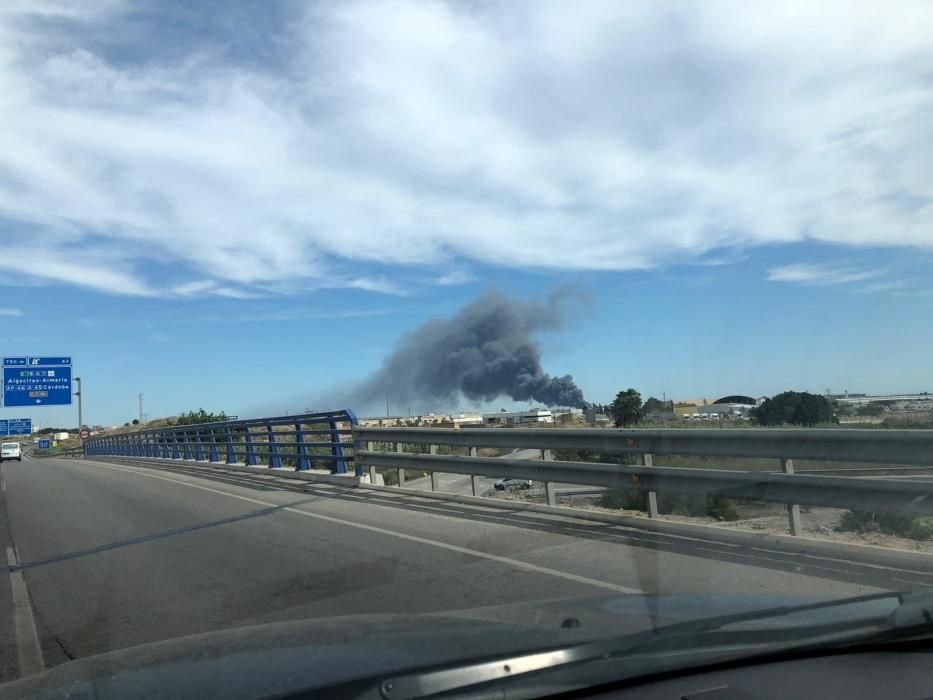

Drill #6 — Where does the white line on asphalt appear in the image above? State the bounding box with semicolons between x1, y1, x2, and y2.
1;480;5;492
6;546;44;677
691;546;864;577
81;461;643;595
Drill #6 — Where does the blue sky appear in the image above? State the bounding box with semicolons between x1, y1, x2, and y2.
0;1;931;426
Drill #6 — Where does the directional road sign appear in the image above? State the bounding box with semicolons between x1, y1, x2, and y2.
0;418;33;436
3;356;72;407
38;439;51;449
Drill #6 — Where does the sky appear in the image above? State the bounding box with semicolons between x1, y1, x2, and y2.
0;0;931;427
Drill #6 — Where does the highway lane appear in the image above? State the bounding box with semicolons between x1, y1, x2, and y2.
1;456;928;682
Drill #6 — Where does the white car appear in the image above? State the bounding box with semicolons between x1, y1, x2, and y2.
494;478;533;491
1;442;22;462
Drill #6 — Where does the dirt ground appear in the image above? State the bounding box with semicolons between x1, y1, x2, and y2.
490;489;933;553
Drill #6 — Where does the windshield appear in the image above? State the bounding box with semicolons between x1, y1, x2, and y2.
0;1;931;698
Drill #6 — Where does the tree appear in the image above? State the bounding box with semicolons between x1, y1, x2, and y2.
642;396;673;415
175;408;230;426
752;391;834;427
609;388;643;427
131;419;140;425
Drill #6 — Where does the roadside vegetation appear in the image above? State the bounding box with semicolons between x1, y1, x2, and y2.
837;510;933;541
600;489;739;521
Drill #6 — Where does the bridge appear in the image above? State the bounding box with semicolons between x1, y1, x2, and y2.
2;410;933;682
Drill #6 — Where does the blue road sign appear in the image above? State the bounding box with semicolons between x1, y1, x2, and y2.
3;357;72;407
6;418;32;435
38;439;51;449
27;357;71;367
3;358;26;367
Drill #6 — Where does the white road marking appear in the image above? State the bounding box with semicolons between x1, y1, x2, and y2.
1;481;6;492
6;546;44;676
80;460;643;595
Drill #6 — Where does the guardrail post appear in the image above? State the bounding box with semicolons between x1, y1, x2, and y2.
267;424;283;468
171;431;181;460
182;429;193;460
644;453;659;518
430;445;439;491
396;442;405;486
330;417;349;474
244;429;258;466
541;449;557;506
782;458;802;536
366;441;377;484
209;428;220;462
469;446;480;496
295;421;311;471
194;430;206;461
225;428;237;464
347;410;363;477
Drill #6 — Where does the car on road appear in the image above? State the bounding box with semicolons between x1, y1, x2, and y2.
494;477;534;490
0;442;22;462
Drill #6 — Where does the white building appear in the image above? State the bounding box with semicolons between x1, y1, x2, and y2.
482;409;554;426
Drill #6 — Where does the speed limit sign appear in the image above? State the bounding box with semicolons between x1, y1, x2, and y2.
79;429;90;440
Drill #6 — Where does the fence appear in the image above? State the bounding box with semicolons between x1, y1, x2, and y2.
84;409;361;475
354;427;933;536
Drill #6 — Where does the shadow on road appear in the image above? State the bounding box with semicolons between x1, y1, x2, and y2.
12;497;320;573
78;458;933;592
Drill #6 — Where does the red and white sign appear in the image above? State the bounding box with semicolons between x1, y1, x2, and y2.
79;429;90;440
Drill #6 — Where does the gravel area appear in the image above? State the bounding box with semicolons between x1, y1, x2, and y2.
489;489;933;553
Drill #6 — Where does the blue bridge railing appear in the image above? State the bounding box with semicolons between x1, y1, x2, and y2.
83;409;361;476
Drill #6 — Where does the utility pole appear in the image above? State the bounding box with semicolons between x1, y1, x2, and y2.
138;393;144;424
386;392;390;418
74;377;83;430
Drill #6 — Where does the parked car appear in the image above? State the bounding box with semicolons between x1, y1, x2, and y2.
1;442;22;462
494;478;533;491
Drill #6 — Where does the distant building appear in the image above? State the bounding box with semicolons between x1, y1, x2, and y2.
584;409;611;426
482;409;554;426
552;408;585;424
697;395;757;419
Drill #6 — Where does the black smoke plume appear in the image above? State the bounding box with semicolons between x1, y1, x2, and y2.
348;290;586;412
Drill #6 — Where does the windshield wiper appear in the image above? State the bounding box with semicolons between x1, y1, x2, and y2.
376;591;933;700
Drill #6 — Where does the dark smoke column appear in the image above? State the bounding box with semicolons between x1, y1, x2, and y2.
348;291;587;411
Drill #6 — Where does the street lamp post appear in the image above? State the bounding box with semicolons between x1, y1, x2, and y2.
74;377;82;431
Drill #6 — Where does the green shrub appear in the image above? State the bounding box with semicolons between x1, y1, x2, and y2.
382;469;430;486
600;489;738;521
837;510;933;540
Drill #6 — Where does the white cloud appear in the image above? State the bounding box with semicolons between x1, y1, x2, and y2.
435;270;475;286
0;308;23;316
767;263;882;286
0;1;931;297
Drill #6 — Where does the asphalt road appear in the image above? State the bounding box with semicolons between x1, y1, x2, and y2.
1;455;931;683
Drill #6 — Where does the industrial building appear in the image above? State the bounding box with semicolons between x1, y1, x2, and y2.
482;409;554;426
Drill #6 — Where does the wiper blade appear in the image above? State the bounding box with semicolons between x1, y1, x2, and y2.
378;591;931;700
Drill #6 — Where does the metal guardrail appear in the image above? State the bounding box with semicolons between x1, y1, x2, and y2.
354;427;933;536
355;427;933;465
84;409;361;475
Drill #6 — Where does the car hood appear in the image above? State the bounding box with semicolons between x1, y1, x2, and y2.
0;592;874;699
